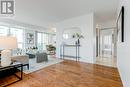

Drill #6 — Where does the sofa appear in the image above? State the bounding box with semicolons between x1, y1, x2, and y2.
11;55;29;69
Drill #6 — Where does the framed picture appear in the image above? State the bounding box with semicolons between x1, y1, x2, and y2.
27;33;34;38
27;33;34;44
117;6;124;42
27;39;34;44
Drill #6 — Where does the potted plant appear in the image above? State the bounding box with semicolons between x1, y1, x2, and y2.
72;33;84;45
46;45;56;55
29;34;33;38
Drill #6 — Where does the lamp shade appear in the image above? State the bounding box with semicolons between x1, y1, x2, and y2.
0;36;18;50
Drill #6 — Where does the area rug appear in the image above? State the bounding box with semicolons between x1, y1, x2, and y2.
23;58;63;74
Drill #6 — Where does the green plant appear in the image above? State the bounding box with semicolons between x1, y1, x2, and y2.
72;33;84;39
46;45;56;51
72;33;84;45
29;34;33;38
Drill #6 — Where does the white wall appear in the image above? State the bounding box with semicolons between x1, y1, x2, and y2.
117;0;130;87
56;13;96;63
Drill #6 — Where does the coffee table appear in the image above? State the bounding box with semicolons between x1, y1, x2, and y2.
0;61;23;87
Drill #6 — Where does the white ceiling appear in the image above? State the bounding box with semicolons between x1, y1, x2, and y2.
8;0;119;27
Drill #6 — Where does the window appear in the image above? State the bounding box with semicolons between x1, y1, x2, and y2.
37;32;49;50
0;26;9;36
52;34;56;44
43;33;49;44
37;32;55;50
104;35;112;50
0;25;55;50
10;28;24;49
37;32;43;50
0;25;24;49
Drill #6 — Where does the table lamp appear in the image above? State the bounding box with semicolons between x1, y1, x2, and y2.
0;36;17;66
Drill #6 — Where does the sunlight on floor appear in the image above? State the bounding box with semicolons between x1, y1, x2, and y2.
96;56;117;67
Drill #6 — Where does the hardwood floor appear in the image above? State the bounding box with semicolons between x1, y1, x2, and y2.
0;60;123;87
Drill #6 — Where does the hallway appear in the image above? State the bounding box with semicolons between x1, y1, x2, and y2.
96;56;117;67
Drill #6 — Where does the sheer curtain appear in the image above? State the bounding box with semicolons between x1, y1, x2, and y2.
0;25;24;49
10;28;24;49
0;26;9;36
37;32;56;51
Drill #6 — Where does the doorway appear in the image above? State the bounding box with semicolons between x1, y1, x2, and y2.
96;27;117;67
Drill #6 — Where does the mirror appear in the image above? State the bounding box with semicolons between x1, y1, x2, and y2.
63;27;81;39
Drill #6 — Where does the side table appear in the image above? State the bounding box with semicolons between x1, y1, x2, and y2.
0;61;23;87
